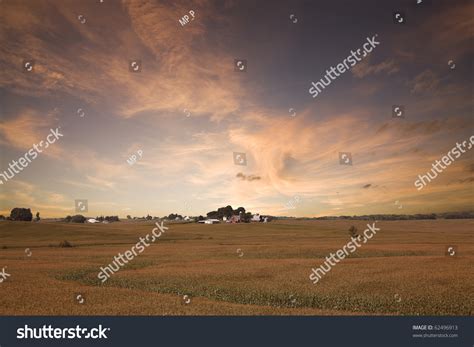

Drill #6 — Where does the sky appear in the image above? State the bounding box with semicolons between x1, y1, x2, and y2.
0;0;473;218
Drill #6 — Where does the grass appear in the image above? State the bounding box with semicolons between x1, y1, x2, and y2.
0;219;473;315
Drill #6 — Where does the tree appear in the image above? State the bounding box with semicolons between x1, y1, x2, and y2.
127;215;131;219
35;212;40;222
234;207;246;215
167;213;182;220
242;212;252;223
70;215;86;223
105;216;120;222
206;211;218;219
10;208;33;221
214;206;232;218
146;214;152;220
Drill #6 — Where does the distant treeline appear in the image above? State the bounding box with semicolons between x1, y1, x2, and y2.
3;207;473;223
277;211;474;220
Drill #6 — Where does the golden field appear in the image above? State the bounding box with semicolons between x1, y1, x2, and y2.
0;219;472;315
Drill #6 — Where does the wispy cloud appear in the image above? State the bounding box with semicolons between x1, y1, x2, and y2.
352;57;399;78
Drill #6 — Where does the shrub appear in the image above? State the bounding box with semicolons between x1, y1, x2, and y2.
348;225;359;238
70;215;86;223
64;215;72;222
35;212;40;222
10;208;33;221
95;216;119;222
0;215;5;220
59;240;73;248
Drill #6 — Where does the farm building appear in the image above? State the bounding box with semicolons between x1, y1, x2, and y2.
227;215;241;223
251;214;261;222
200;219;220;224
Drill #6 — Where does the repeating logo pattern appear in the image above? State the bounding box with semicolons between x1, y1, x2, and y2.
393;11;405;24
129;60;142;73
22;60;35;72
339;152;352;166
75;293;85;304
392;105;405;118
233;152;247;166
75;199;88;213
445;245;457;257
234;59;247;72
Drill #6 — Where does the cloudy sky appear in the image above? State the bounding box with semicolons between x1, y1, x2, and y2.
0;0;472;218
